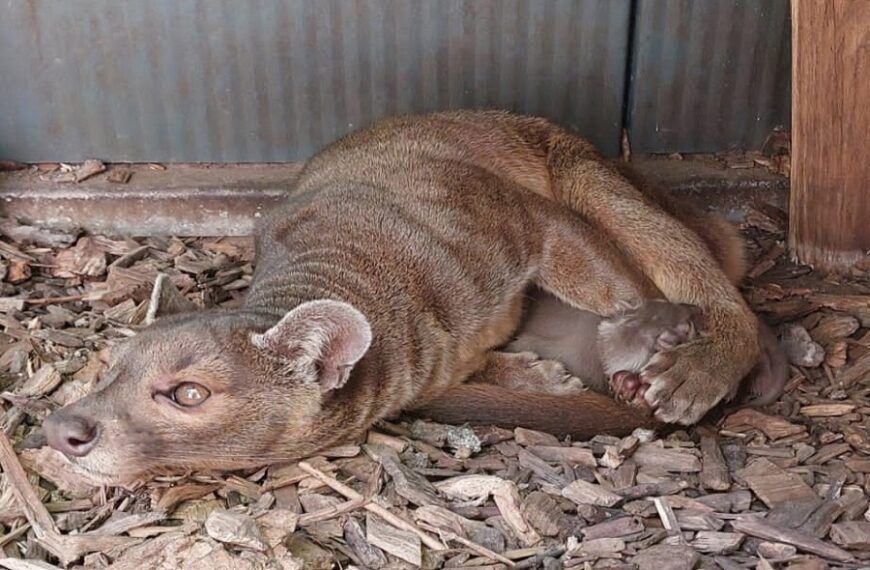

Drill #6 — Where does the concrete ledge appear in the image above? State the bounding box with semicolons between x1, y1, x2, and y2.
629;156;789;221
0;164;301;236
0;159;787;236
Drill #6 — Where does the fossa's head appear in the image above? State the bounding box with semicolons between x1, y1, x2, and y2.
42;300;372;484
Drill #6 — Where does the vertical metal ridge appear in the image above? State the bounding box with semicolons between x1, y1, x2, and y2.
629;0;790;154
2;0;631;161
194;0;219;160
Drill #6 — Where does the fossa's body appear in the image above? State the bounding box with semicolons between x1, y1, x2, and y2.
43;111;760;483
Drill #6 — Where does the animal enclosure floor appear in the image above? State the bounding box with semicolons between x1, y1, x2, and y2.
0;197;868;569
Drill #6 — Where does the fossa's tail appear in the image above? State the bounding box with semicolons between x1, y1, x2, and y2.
410;383;657;439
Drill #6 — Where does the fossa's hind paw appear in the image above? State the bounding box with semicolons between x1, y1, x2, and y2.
610;371;651;409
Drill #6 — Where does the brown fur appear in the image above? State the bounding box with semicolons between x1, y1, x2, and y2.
417;297;787;435
411;383;658;438
499;294;699;393
459;295;786;416
43;110;759;483
489;205;782;404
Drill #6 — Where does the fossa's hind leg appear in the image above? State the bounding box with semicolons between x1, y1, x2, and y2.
532;206;660;317
540;132;758;425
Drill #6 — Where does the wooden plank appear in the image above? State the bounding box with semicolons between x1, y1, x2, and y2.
789;0;870;270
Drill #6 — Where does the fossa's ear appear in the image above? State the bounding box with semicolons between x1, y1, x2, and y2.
250;300;372;392
145;274;199;324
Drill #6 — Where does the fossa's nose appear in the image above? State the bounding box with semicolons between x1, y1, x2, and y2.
44;412;101;457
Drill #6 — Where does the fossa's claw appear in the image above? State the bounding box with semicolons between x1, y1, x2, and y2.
610;370;651;408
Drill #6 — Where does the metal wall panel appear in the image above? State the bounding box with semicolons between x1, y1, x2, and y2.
627;0;791;153
0;0;631;162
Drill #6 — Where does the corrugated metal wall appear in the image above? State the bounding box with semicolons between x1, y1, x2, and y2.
0;0;631;162
627;0;791;153
0;0;791;162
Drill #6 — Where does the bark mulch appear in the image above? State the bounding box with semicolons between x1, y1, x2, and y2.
0;190;868;570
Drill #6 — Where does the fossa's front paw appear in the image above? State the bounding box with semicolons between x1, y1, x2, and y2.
640;339;739;425
487;352;587;395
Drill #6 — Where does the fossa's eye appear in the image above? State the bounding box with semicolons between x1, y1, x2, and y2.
172;382;211;407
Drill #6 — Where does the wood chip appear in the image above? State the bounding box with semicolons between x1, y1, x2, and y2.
811;294;870;327
800;501;845;538
824;340;848;368
526;445;596;467
298;461;444;551
73;159;106;182
581;516;643;540
106;169;133;184
7;261;30;283
19;447;100;498
204;509;267;551
0;560;63;570
0;298;25;313
723;408;806;440
561;479;622;508
17;364;62;398
366;512;421;566
736;458;820;509
516;449;566;486
520;491;565;537
837;352;870;387
829;521;870;550
492;481;541;546
145;273;197;324
156;483;221;512
92;511;167;537
731;515;853;562
29;329;85;348
343;517;388;569
416;520;515;567
691;531;745;554
514;427;560;447
800;404;856;417
614;480;688;500
366;431;407;452
631;443;701;472
695;490;752;512
756;541;797;561
631;544;699;570
52;236;107;278
573;537;625;557
366;444;445;507
810;314;860;345
676;509;724;531
699;429;730;491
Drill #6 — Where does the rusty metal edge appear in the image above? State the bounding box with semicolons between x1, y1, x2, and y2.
0;160;788;237
0;182;289;238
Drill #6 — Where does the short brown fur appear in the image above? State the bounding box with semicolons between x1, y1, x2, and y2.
43;111;759;482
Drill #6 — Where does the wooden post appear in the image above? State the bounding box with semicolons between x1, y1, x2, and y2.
789;0;870;271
